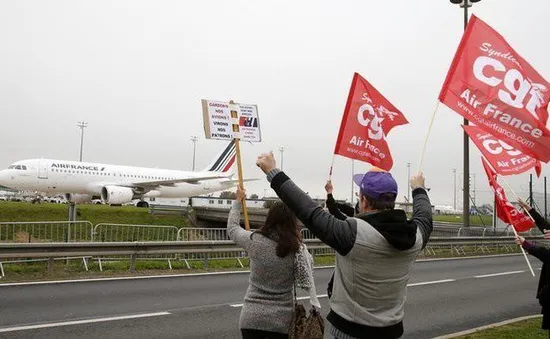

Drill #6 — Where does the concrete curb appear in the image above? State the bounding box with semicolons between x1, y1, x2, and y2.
432;314;542;338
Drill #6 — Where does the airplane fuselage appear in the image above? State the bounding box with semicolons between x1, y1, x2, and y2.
0;159;237;200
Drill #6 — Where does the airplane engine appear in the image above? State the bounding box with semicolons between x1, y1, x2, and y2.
101;186;134;205
65;193;93;204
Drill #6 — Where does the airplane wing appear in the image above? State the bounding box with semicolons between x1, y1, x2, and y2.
121;174;232;189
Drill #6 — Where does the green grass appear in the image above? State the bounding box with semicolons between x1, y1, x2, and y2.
434;214;493;226
455;317;546;338
0;201;187;227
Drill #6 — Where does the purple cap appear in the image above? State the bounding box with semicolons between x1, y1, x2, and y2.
353;171;398;201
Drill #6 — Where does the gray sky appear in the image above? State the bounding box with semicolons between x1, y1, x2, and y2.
1;0;549;207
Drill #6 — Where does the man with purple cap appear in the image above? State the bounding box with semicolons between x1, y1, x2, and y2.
256;152;432;339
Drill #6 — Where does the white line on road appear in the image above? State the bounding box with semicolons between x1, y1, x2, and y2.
230;278;457;308
474;270;525;278
407;279;456;287
0;312;171;333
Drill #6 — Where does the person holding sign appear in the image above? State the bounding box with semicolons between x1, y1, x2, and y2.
227;186;317;339
256;152;432;339
515;199;550;333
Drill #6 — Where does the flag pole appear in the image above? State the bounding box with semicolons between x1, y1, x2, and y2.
497;176;536;277
418;101;440;173
230;100;250;231
500;176;536;224
328;154;336;180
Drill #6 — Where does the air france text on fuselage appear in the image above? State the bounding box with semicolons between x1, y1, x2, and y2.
51;163;105;171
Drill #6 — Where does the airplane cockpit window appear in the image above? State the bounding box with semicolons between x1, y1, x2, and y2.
8;165;14;169
15;165;21;170
21;165;27;170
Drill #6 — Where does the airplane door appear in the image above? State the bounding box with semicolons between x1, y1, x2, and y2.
38;160;48;179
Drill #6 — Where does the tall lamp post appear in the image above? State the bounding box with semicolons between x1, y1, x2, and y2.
190;136;198;171
449;0;481;227
406;162;411;203
453;168;457;211
279;147;285;171
77;121;88;162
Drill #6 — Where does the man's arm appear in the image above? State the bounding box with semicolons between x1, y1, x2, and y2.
409;174;432;249
270;170;357;256
522;240;550;263
326;193;348;221
411;188;433;248
528;209;550;233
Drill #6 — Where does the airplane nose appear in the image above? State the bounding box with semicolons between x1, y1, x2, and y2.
0;170;10;186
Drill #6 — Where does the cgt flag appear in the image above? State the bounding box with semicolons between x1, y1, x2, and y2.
481;157;534;232
334;72;408;171
464;124;541;177
439;15;550;162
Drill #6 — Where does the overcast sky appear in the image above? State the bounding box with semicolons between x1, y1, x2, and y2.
1;0;549;207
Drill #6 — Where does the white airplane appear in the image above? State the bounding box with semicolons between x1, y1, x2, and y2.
0;141;249;207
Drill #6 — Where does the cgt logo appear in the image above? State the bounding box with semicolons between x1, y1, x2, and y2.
356;93;400;141
477;133;521;156
239;117;258;128
473;47;547;121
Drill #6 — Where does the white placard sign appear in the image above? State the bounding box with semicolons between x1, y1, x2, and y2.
202;99;261;142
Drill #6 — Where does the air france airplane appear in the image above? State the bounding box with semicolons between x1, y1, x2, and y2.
0;141;248;207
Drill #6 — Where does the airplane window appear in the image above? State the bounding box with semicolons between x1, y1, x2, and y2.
15;165;21;170
22;166;27;170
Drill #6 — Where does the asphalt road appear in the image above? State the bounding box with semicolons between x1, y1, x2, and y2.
0;255;542;338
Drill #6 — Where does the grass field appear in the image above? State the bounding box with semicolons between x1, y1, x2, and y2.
433;214;493;226
0;201;187;227
454;317;546;339
0;200;494;227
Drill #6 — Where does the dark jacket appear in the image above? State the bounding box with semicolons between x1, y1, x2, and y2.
523;209;550;313
325;193;354;298
269;170;432;339
326;193;355;220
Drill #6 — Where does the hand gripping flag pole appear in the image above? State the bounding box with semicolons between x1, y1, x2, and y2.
230;100;250;231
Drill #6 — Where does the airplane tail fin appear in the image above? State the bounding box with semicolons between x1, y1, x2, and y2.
203;140;236;173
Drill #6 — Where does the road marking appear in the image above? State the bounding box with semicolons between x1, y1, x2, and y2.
0;312;171;333
407;279;455;287
0;254;525;287
474;270;524;278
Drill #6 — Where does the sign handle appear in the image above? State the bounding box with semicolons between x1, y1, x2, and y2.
230;100;251;230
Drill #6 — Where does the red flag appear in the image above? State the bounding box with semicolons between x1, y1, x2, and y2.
334;73;408;171
440;15;550;162
481;158;534;232
464;125;542;176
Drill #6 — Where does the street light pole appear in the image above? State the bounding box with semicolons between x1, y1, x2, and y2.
279;147;285;171
453;169;457;211
450;0;481;227
351;159;355;203
190;136;198;171
77;121;88;162
407;162;411;203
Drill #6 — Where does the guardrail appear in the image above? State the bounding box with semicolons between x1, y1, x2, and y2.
0;220;542;244
0;236;539;276
0;221;93;243
93;223;179;242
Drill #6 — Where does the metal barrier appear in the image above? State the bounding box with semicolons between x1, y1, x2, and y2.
0;237;540;277
177;228;228;241
93;223;179;242
0;221;93;243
